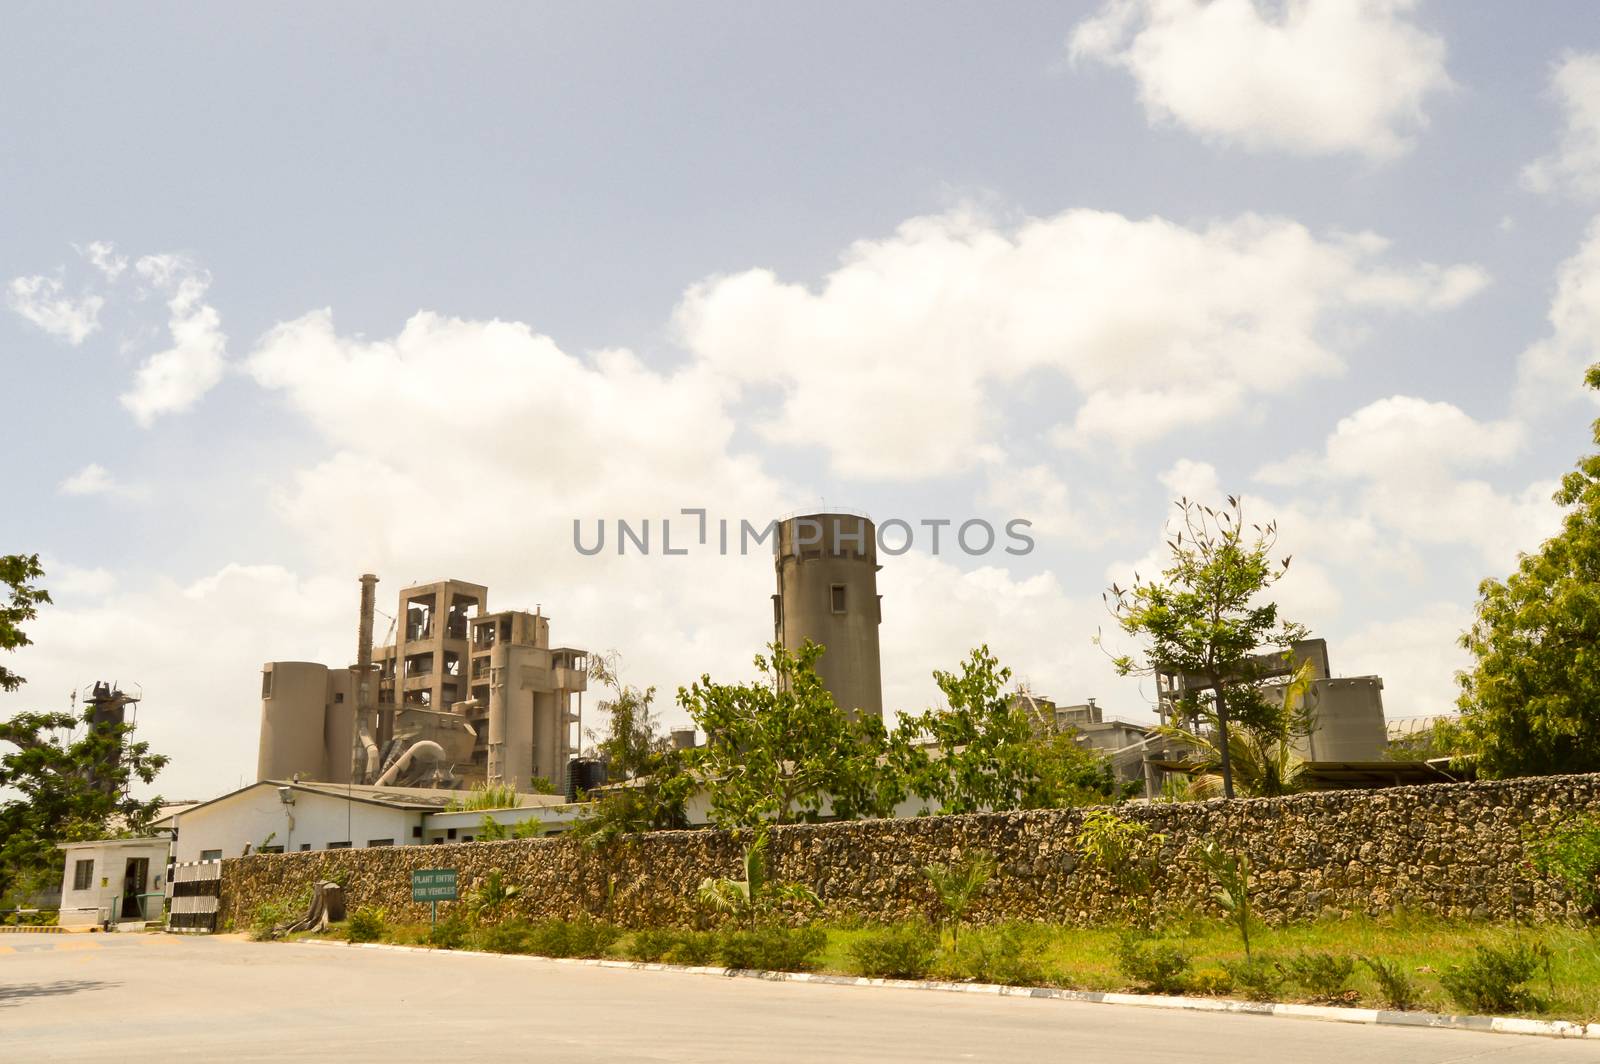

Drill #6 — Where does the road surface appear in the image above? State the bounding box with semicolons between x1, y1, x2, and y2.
2;932;1594;1062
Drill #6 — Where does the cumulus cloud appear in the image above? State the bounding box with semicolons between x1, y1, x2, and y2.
1338;602;1473;717
119;258;227;426
57;462;146;500
676;206;1487;475
1070;0;1452;159
80;240;129;281
1522;52;1600;200
1515;218;1600;411
7;274;103;344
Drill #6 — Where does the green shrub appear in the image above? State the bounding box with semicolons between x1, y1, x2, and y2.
426;916;471;950
1222;956;1284;1001
943;925;1047;986
249;901;293;942
846;924;939;979
1439;942;1552;1015
1361;956;1419;1011
346;906;387;944
1282;951;1357;1002
625;928;679;962
717;925;827;972
474;919;532;954
1524;815;1600;915
525;918;622;959
1188;967;1233;995
1115;934;1191;994
664;929;720;966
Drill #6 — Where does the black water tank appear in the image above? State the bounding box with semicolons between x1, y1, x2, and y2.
565;758;607;801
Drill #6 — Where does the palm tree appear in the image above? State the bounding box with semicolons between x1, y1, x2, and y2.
923;853;993;949
697;830;819;925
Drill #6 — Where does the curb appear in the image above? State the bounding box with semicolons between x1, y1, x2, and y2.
287;939;1600;1041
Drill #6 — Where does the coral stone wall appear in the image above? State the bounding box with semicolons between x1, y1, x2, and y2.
218;774;1600;930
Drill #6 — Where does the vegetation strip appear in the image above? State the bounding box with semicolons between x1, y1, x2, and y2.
288;938;1600;1041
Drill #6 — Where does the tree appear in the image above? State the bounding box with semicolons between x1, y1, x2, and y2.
1157;659;1316;798
1106;497;1304;799
890;646;1120;814
0;554;50;693
680;642;896;829
696;828;819;926
587;650;668;781
922;853;992;948
1456;366;1600;777
0;705;169;903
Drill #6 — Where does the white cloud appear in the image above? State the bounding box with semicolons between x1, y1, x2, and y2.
1070;0;1452;159
119;262;227;426
57;462;146;501
80;240;128;281
1338;602;1472;717
1516;218;1600;410
7;274;103;344
676;206;1486;475
1522;52;1600;201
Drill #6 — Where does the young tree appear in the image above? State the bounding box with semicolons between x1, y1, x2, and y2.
1157;659;1317;798
1456;366;1600;777
680;641;896;829
587;650;669;781
1106;497;1303;799
890;646;1119;814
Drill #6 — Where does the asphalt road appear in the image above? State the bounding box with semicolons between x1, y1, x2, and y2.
2;932;1596;1063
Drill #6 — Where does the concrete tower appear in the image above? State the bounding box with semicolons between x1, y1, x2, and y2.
772;512;883;722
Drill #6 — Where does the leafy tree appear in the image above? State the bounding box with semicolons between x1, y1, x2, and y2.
567;753;693;846
587;650;668;781
1158;659;1316;798
0;554;50;693
0;705;169;903
890;646;1120;814
1456;366;1600;777
1106;496;1304;799
680;642;896;828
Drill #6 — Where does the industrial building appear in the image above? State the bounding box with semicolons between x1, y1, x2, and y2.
772;512;884;722
257;576;589;793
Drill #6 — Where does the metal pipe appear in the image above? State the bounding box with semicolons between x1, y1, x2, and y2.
373;740;445;787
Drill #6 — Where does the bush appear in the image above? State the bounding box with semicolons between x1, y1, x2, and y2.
346;906;387;944
474;919;532;954
426;916;471;950
846;924;939;980
943;925;1047;986
1439;942;1552;1015
664;930;720;966
625;928;678;962
1525;815;1600;915
1361;955;1419;1011
1282;951;1357;1003
525;918;622;959
1222;956;1284;1001
249;901;293;942
1115;934;1191;994
717;925;827;972
1188;967;1233;996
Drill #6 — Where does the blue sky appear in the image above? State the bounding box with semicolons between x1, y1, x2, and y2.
5;1;1600;798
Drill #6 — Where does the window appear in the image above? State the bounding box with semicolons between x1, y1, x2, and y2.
411;825;422;838
830;584;846;613
367;838;394;847
73;859;94;891
462;835;474;843
446;828;457;840
299;843;311;851
259;845;284;854
326;841;351;849
261;670;273;698
200;849;222;862
333;692;344;703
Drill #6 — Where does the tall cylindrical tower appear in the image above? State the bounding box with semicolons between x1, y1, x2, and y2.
773;512;883;722
257;661;330;781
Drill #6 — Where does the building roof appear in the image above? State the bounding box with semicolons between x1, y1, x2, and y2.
171;779;572;819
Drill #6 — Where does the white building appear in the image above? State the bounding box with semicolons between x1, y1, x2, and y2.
169;780;583;864
57;837;173;929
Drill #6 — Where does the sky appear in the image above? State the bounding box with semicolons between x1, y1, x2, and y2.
5;1;1600;800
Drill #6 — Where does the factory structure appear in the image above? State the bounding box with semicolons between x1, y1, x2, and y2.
257;575;589;794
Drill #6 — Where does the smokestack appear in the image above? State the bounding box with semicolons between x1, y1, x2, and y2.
356;574;379;782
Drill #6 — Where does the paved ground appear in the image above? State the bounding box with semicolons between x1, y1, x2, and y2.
3;932;1596;1062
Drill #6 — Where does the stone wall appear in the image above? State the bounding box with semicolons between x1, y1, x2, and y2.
218;773;1600;930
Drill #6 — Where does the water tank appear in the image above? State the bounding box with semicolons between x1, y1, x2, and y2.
773;513;883;722
257;662;329;781
1302;677;1388;761
565;757;607;801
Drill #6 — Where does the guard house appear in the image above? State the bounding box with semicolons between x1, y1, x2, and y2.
56;837;172;929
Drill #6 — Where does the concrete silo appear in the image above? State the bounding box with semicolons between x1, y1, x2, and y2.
256;661;332;781
772;512;883;722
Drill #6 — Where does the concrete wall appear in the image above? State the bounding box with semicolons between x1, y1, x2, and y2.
219;773;1600;930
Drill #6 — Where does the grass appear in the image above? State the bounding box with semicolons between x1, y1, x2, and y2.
291;912;1600;1023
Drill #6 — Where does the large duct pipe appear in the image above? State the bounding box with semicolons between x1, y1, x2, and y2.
355;573;378;783
373;740;446;787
